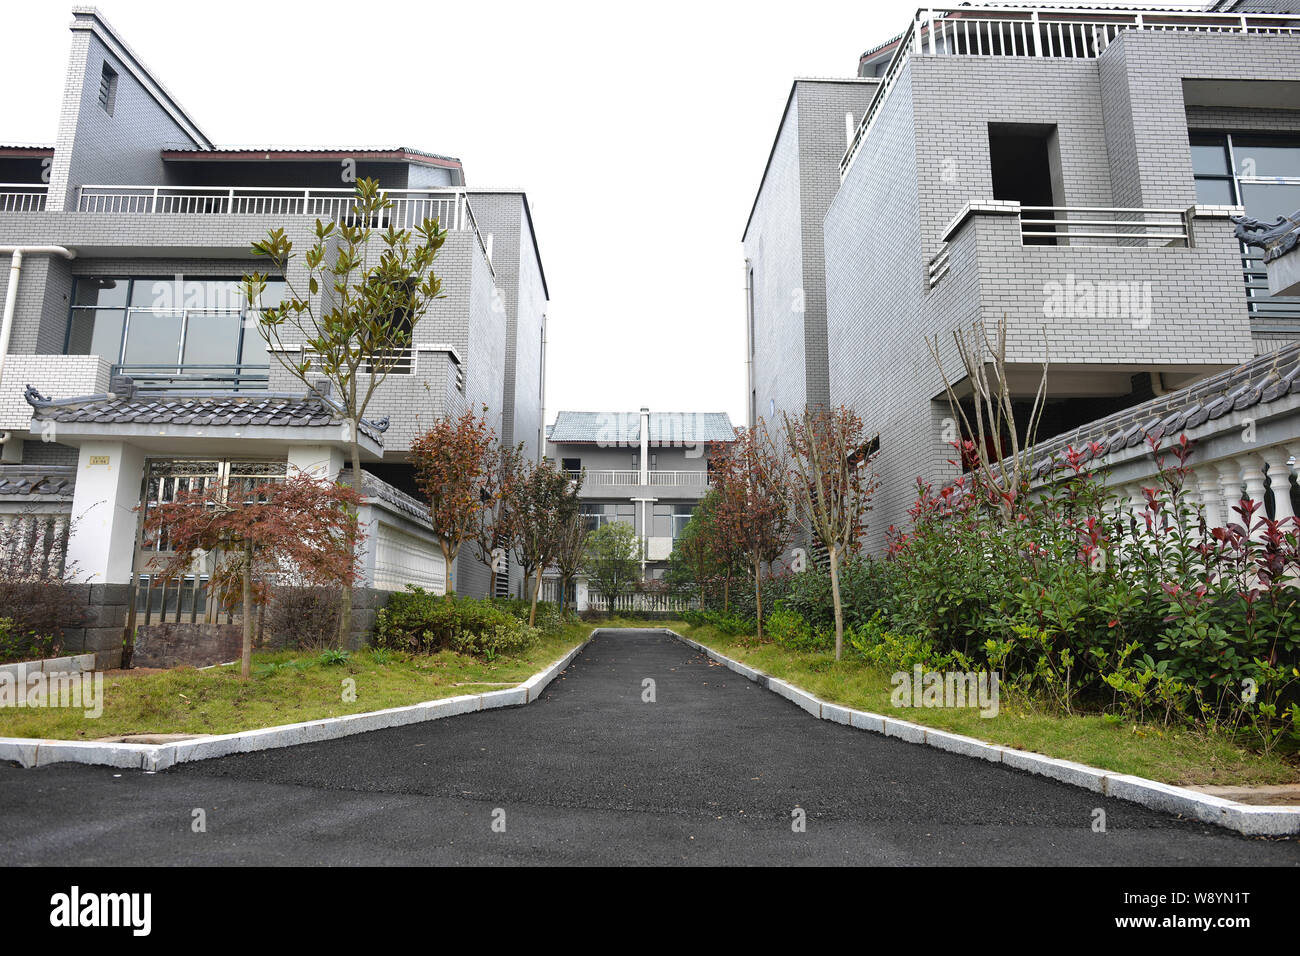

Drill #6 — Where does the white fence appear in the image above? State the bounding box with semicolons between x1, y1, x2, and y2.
0;184;47;212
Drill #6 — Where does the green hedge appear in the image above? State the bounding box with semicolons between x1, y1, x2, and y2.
374;589;540;658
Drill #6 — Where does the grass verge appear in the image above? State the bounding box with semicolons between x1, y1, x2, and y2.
0;620;601;741
671;620;1300;788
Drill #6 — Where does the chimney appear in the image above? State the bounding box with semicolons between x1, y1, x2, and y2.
639;407;650;485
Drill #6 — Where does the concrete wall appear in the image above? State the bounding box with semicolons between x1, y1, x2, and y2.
743;79;878;427
823;33;1300;550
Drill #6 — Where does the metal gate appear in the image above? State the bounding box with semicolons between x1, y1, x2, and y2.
126;458;288;629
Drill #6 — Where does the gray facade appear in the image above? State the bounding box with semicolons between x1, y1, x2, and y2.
0;8;549;600
751;6;1300;551
743;78;879;428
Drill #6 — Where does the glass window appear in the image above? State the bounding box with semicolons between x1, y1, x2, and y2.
73;278;128;308
182;311;241;368
1195;178;1235;206
1190;135;1229;176
66;308;125;359
1232;138;1300;180
239;324;268;367
1240;182;1300;223
122;311;183;367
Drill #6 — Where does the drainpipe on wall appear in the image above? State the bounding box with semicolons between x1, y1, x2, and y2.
0;246;77;450
537;313;547;463
743;259;755;428
639;406;650;485
639;406;651;581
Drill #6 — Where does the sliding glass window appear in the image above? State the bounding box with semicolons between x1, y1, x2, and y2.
65;276;287;390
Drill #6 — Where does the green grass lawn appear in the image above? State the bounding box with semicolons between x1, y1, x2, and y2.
670;620;1300;788
0;620;601;741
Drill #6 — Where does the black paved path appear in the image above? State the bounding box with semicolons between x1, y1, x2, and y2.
2;629;1297;865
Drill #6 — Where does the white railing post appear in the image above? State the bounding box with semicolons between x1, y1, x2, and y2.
150;186;158;214
228;188;235;214
1031;10;1042;56
1260;446;1296;522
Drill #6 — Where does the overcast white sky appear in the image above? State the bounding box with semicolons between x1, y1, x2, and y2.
2;0;1209;425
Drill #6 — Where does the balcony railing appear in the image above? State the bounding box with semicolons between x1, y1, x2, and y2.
0;184;48;212
112;363;270;392
1020;206;1190;247
843;6;1300;177
75;184;494;271
573;470;711;487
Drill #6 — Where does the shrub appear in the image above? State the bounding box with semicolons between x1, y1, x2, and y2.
682;608;756;636
765;606;831;653
264;586;343;650
0;616;58;664
489;597;563;636
374;588;539;658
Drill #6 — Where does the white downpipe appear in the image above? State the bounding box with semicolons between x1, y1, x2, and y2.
0;245;77;447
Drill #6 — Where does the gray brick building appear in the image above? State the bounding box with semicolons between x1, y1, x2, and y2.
749;3;1300;551
743;78;879;427
0;8;550;652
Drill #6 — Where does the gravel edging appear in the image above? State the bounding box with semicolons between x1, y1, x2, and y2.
670;629;1300;837
0;632;597;773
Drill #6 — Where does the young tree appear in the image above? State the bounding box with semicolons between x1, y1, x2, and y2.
409;407;499;597
666;490;731;607
783;405;880;660
552;493;589;614
468;441;525;598
512;459;583;625
244;177;447;640
925;314;1049;521
712;422;792;640
141;474;363;678
583;522;643;612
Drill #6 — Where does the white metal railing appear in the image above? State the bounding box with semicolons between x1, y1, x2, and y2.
648;470;710;487
1020;205;1190;246
0;184;48;212
588;589;700;614
75;184;494;270
842;6;1300;178
579;470;643;486
576;470;711;487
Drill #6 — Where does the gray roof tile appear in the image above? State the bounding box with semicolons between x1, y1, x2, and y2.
1029;341;1300;479
548;410;736;444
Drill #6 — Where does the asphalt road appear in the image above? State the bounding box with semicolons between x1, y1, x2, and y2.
2;628;1298;865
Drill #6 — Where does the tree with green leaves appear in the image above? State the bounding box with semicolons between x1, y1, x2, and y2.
243;178;447;641
512;459;583;625
583;521;643;612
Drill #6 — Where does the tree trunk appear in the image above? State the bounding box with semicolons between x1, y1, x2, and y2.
529;567;543;626
341;434;362;648
441;539;455;601
753;556;763;641
829;544;844;661
240;546;254;679
723;574;730;613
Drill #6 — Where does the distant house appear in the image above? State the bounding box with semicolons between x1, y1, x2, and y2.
542;408;736;608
